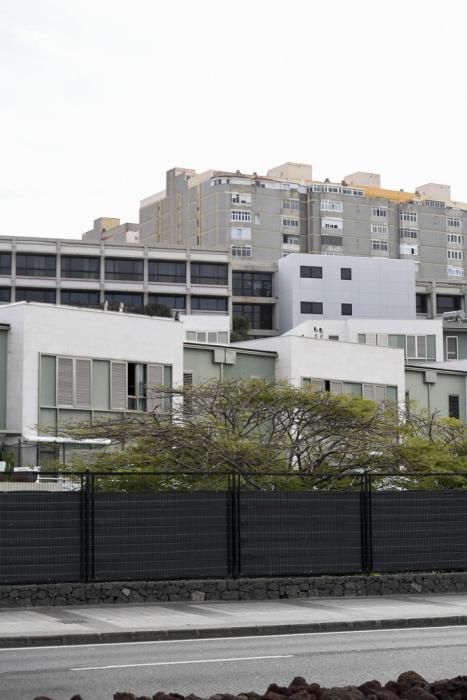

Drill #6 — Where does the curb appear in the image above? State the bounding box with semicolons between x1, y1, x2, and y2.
1;615;467;648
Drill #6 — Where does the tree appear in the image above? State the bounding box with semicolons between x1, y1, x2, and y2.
230;316;250;342
56;379;467;489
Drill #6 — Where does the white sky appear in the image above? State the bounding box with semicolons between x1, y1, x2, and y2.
1;0;466;239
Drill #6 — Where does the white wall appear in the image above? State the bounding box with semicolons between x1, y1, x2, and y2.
286;318;444;361
278;254;417;333
233;335;405;402
0;303;185;436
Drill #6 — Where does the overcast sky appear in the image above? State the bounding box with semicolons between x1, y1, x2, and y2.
1;0;466;239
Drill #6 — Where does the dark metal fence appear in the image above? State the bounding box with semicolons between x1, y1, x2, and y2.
2;471;467;584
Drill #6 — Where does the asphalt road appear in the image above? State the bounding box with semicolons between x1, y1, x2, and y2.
1;626;467;700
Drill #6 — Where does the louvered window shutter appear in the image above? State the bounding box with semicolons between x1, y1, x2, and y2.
57;357;74;406
147;364;163;412
111;362;127;410
75;359;92;408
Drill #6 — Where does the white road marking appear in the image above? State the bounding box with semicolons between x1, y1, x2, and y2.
71;654;294;671
1;625;465;652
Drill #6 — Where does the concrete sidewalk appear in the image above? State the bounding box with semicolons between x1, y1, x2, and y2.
2;593;467;648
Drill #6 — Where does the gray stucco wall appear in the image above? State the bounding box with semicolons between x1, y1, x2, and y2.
405;368;467;420
183;346;276;382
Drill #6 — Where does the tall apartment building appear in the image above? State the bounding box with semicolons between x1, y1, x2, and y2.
134;163;467;323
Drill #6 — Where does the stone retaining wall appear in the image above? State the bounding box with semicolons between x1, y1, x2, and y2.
1;572;467;607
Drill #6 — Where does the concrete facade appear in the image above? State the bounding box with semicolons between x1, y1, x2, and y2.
405;365;467;421
232;334;405;405
0;303;185;442
286;318;444;364
138;164;467;321
277;253;416;332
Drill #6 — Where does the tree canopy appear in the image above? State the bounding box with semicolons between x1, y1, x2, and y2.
55;379;467;488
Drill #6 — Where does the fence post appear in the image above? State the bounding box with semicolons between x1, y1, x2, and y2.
228;474;241;579
80;471;96;583
360;471;373;574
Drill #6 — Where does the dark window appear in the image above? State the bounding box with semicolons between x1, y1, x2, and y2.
301;301;323;314
61;290;100;307
321;235;343;246
416;293;428;314
148;260;186;283
191;296;228;312
104;291;144;307
191;262;228;285
148;294;186;309
436;295;462;314
0;253;11;275
16;254;56;277
233;303;273;329
300;265;322;279
341;268;352;280
0;287;11;302
61;256;100;279
232;271;273;297
449;395;460;419
105;258;144;281
341;303;353;316
15;287;56;303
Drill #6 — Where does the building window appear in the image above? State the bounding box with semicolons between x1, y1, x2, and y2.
0;253;11;276
148;294;186;309
321;235;343;246
371;223;388;235
300;265;322;278
341;303;352;316
341;268;352;280
320;200;343;212
282;217;299;228
449;395;460;419
231;210;252;223
400;244;418;256
104;291;144;307
61;256;100;280
15;287;56;303
301;301;323;314
448;249;464;261
371;240;389;252
232;271;272;297
230;227;251;241
0;287;11;302
283;198;300;210
61;290;100;307
400;228;418;240
404;334;436;360
233;303;273;330
416;293;428;314
191;262;228;285
231;192;251;205
447;266;464;278
231;244;252;257
447;233;463;244
446;336;458;361
105;258;144;281
437;295;462;313
191;296;228;312
322;218;343;230
148;260;186;283
400;210;417;223
372;207;387;218
254;213;261;225
282;235;299;245
16;254;56;277
447;217;462;229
